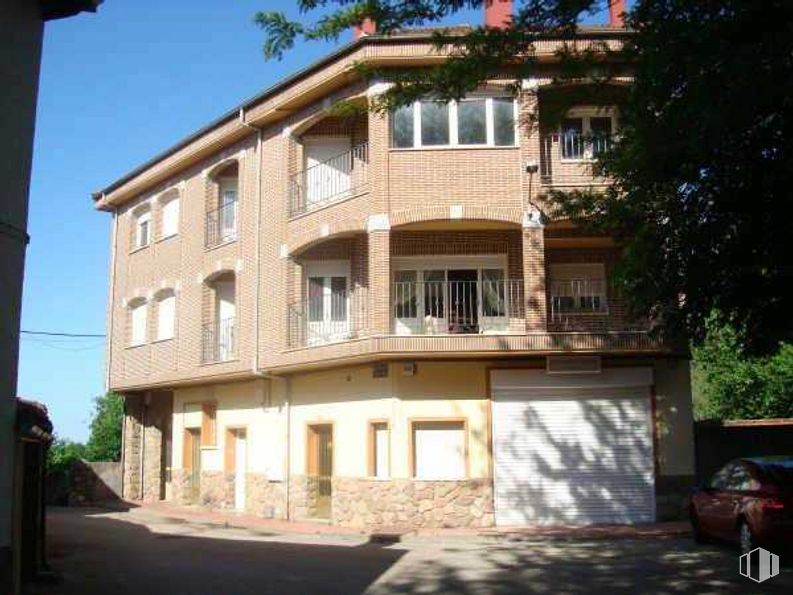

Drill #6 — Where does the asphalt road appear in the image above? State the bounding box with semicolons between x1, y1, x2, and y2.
24;507;793;595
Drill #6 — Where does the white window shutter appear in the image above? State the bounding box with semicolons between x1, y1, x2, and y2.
161;197;179;238
130;302;147;345
157;294;176;340
414;423;465;480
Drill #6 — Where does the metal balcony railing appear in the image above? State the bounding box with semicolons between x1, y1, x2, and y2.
549;279;608;318
288;141;369;217
539;133;613;184
205;200;237;248
201;317;237;363
393;279;524;335
287;289;368;348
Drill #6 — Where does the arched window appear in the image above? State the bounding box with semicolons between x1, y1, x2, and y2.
129;298;148;346
206;161;238;248
132;205;151;249
155;289;176;341
202;271;236;362
159;190;180;239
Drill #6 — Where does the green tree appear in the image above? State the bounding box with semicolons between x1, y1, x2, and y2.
47;438;86;476
693;314;793;420
85;392;124;462
256;0;793;355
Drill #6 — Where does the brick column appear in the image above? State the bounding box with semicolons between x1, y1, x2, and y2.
522;218;547;332
367;222;391;335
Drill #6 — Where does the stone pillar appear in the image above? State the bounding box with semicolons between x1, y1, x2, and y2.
367;223;391;334
122;392;173;502
121;394;143;500
522;217;547;332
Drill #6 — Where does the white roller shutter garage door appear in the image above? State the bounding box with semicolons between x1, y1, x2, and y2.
491;368;656;526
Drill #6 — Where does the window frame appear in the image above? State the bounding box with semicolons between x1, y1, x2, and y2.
391;96;518;149
410;418;468;480
559;108;617;162
548;263;609;316
367;420;390;480
132;207;151;251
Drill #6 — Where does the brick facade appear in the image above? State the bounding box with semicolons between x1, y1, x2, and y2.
100;30;692;527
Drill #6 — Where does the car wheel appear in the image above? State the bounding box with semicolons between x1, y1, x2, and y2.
739;520;756;553
690;507;709;544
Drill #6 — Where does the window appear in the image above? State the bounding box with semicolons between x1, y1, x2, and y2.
134;208;151;249
218;177;238;238
560;112;615;160
391;97;516;148
420;101;449;146
155;290;176;341
493;98;516;146
392;104;415;148
549;264;607;315
412;421;466;480
369;422;390;479
457;99;487;145
160;192;179;239
129;299;147;346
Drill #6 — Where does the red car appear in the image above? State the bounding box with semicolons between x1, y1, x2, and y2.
690;456;793;552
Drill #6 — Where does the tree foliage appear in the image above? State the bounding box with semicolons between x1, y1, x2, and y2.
693;314;793;420
47;438;87;476
85;392;124;462
257;0;793;355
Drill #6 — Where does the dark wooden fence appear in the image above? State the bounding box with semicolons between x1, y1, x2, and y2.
694;419;793;481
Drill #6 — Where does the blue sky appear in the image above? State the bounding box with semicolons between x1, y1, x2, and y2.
21;1;613;442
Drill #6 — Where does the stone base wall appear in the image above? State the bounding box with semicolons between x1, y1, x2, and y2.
171;471;287;518
289;475;495;529
655;475;695;521
247;474;287;519
170;469;192;506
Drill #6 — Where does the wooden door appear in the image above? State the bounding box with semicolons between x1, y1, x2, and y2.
307;424;333;518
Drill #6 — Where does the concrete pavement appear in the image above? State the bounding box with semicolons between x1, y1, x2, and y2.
24;507;793;595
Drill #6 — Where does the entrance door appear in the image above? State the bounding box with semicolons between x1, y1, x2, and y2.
448;269;478;333
308;424;333;518
307;275;349;345
234;429;247;511
304;137;351;206
184;428;201;503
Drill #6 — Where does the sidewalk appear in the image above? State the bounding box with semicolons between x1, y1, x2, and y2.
131;500;691;543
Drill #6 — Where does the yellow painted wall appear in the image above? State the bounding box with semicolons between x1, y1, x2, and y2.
288;361;491;479
172;379;287;479
170;358;693;485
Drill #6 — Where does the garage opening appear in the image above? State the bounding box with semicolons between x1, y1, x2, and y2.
490;367;656;526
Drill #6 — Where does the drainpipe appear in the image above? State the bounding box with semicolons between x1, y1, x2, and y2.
284;376;291;520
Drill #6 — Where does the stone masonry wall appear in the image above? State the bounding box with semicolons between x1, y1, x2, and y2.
191;471;287;518
288;476;495;529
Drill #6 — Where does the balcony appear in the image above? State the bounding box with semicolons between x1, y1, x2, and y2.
205;200;237;248
539;132;612;186
393;278;525;335
288;141;369;218
288;288;368;348
201;317;237;363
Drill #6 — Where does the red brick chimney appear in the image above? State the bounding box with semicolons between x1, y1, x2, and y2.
353;17;377;40
608;0;625;27
484;0;513;29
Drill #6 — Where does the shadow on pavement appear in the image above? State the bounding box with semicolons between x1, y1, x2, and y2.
27;507;404;595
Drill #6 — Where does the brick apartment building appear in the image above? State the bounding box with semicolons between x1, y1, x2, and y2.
93;2;695;528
